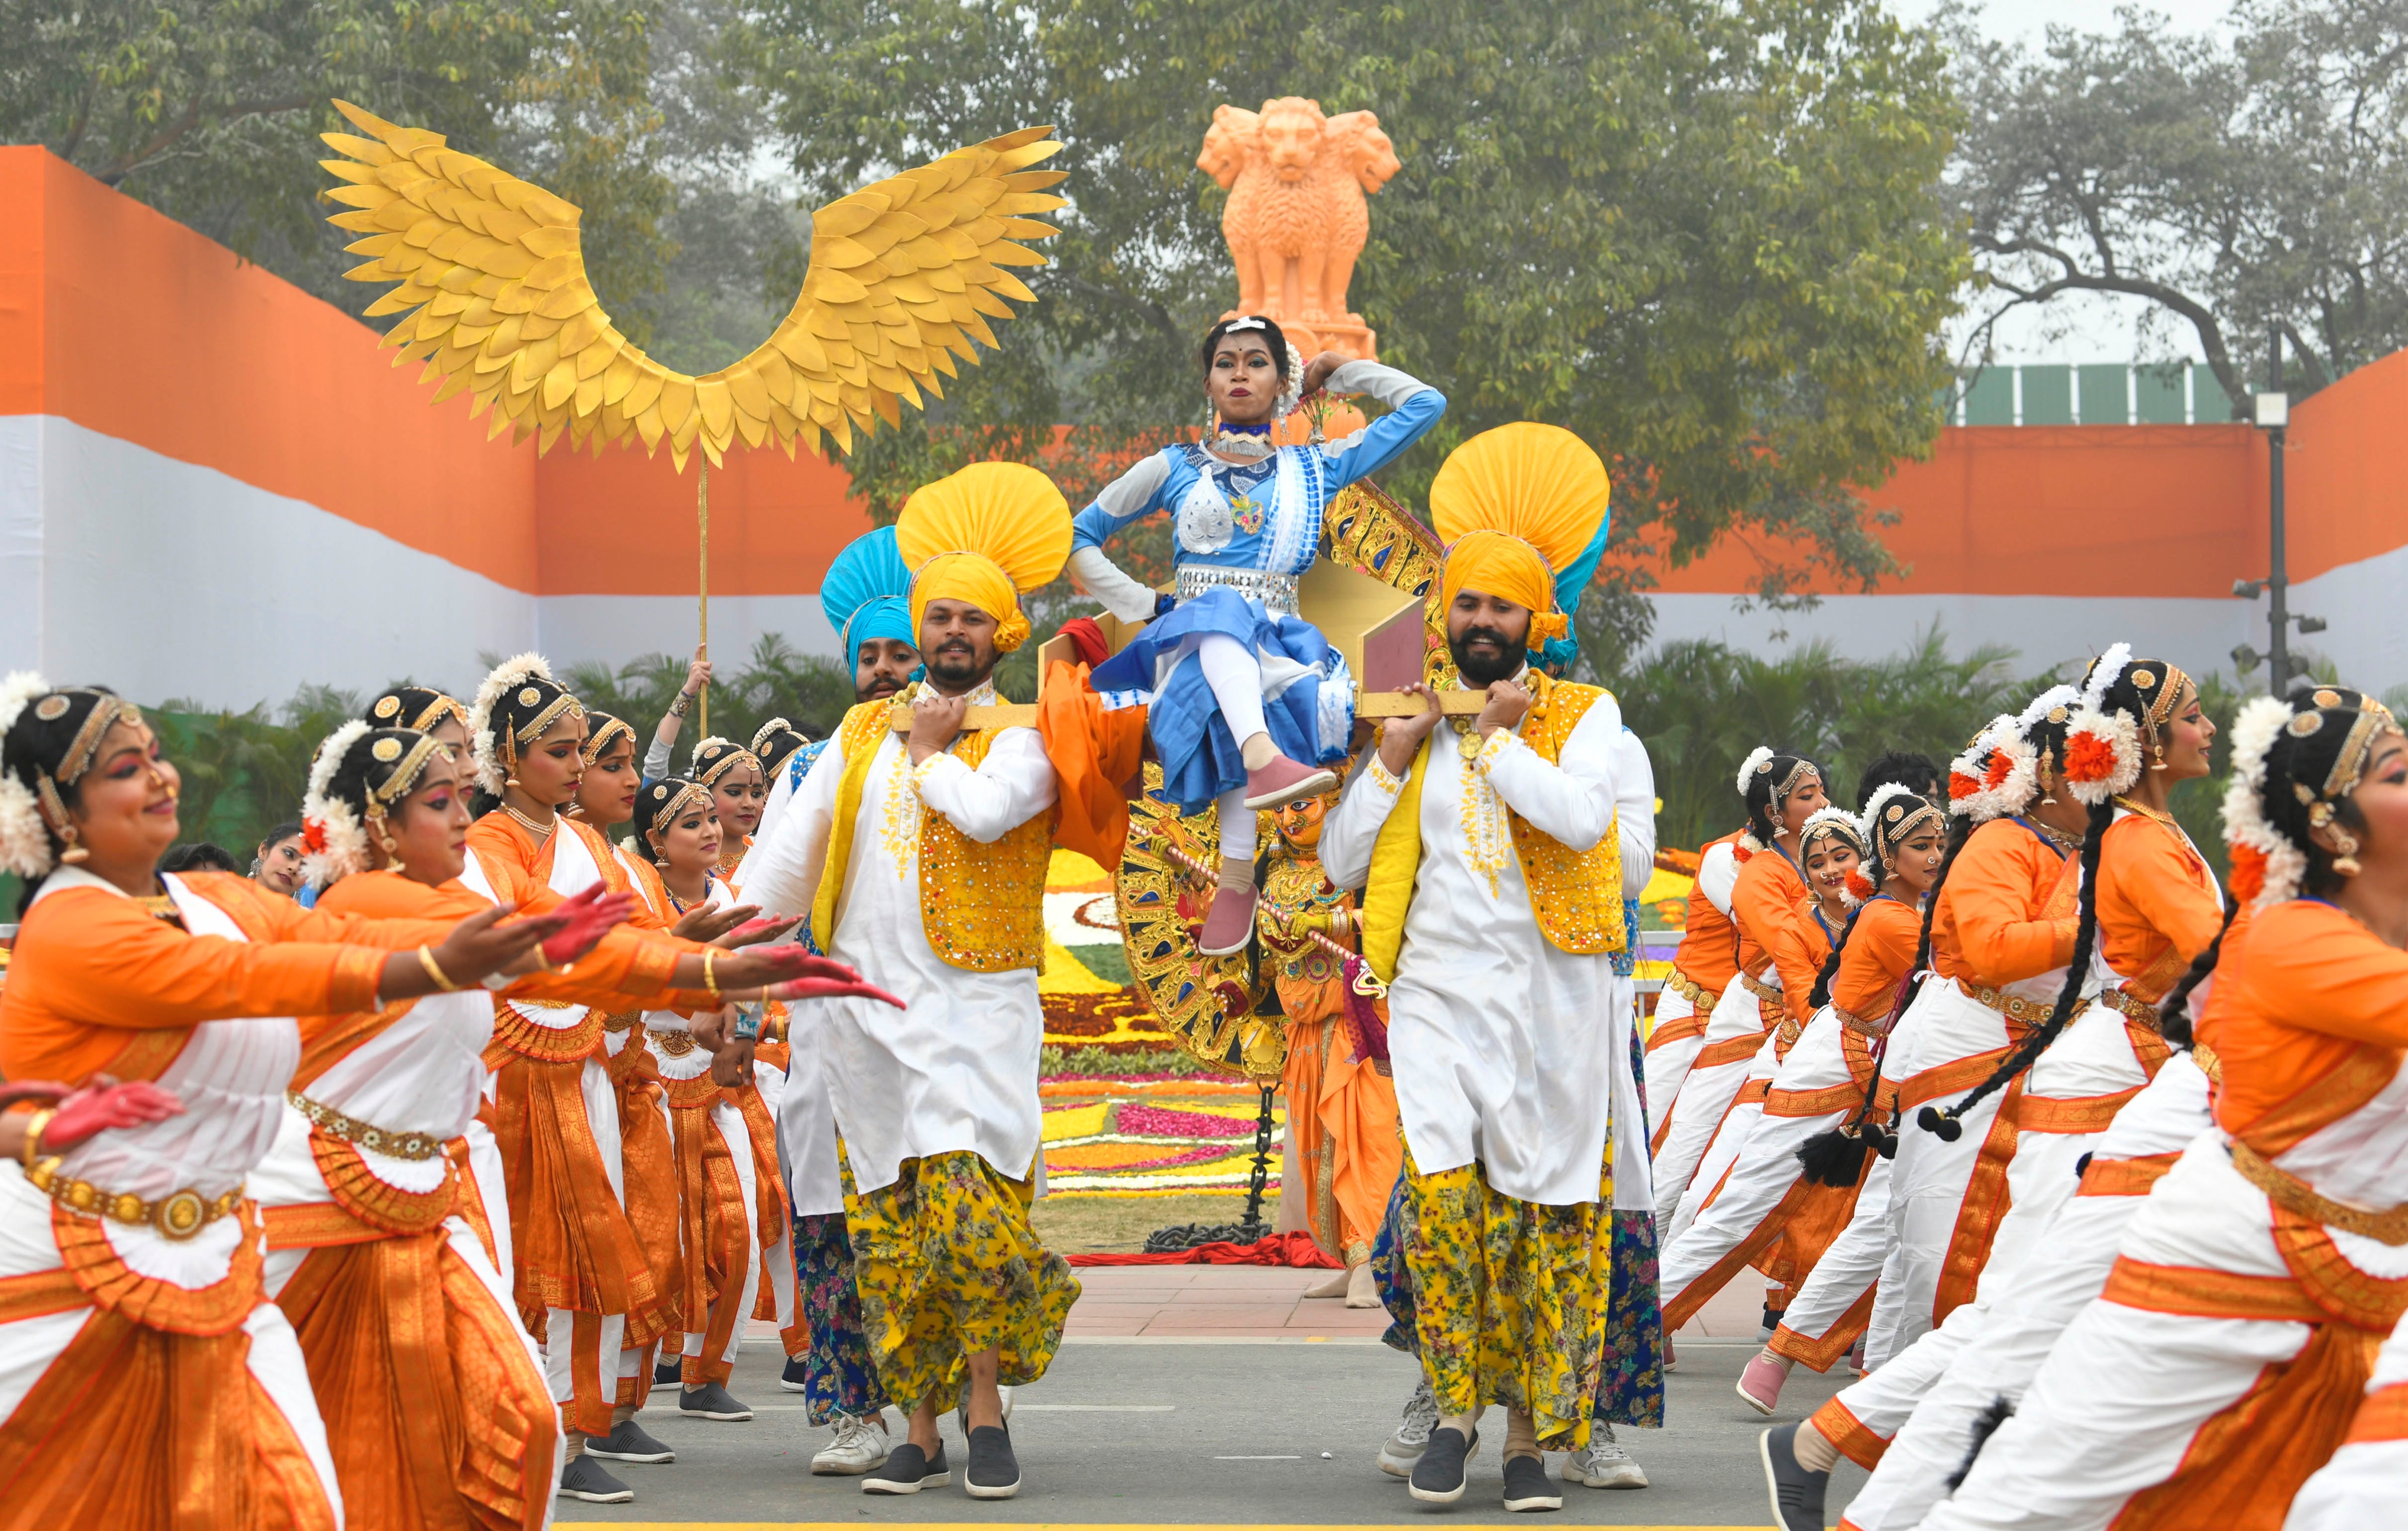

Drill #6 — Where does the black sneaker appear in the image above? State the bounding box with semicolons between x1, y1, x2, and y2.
679;1381;753;1421
557;1454;634;1503
1409;1426;1477;1505
1501;1453;1561;1513
965;1423;1021;1500
1760;1423;1829;1531
780;1354;810;1392
863;1440;949;1495
585;1418;675;1464
654;1356;684;1388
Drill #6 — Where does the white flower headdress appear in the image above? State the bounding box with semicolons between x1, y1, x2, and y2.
2221;694;2302;907
300;721;374;890
2062;642;2141;805
1862;781;1942;864
466;652;557;796
0;671;55;879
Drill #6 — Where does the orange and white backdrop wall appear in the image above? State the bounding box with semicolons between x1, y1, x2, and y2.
6;145;2406;708
1;148;871;709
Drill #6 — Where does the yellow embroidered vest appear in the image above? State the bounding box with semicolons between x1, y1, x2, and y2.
810;692;1055;972
1359;672;1626;983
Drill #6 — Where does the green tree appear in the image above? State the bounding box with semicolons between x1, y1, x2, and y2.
1;0;679;337
744;0;1966;621
1950;0;2408;409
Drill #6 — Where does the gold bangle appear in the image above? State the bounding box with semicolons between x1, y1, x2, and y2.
21;1108;56;1172
417;945;459;992
703;949;720;999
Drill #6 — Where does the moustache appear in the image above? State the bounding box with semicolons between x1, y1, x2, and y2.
1459;626;1513;648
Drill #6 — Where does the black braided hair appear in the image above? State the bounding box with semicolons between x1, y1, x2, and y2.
2158;900;2238;1050
1919;655;2179;1139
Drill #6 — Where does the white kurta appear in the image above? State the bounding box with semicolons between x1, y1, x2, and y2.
1609;726;1657;1216
733;680;1057;1197
1322;686;1624;1208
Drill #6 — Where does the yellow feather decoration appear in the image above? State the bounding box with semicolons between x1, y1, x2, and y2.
320;100;1067;471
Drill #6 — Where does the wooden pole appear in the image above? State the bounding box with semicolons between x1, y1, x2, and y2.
697;458;710;736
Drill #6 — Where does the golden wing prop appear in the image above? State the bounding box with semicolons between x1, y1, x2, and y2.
318;99;1066;469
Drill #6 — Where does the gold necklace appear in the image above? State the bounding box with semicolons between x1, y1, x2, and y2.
501;802;555;840
2111;795;2178;830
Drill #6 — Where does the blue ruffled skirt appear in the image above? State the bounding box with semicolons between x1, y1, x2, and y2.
1089;585;1354;816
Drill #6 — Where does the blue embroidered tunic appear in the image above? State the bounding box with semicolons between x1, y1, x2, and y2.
1073;360;1444;812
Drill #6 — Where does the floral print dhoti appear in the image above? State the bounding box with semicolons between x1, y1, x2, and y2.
1397;1148;1612;1449
842;1149;1080;1414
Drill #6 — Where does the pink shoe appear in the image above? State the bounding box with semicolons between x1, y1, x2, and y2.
1737;1353;1788;1416
1198;885;1258;956
1242;752;1339;810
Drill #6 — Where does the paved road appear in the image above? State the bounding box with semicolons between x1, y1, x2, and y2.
559;1336;1869;1527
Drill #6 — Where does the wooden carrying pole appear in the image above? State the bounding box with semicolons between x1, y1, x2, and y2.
697;460;710;735
885;688;1490;733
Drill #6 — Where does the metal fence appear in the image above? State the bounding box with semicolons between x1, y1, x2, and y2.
1949;363;2242;426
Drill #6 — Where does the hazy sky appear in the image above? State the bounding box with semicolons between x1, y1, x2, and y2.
1920;0;2239;366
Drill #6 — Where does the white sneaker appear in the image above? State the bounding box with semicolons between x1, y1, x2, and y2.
1564;1424;1648;1489
811;1412;892;1475
1379;1376;1440;1478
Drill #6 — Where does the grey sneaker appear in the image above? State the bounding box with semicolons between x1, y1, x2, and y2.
862;1440;948;1495
585;1417;675;1464
965;1423;1021;1500
1501;1452;1562;1512
1379;1376;1440;1477
678;1381;753;1421
810;1411;890;1475
557;1453;634;1503
1409;1426;1477;1505
1564;1423;1647;1489
1761;1423;1829;1531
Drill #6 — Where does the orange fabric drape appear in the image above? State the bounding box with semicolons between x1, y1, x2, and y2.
1929;819;2077;987
1282;1017;1402;1265
1036;659;1147;869
1664;829;1748;998
276;1232;557;1531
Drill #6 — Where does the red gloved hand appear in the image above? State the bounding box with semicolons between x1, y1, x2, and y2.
768;977;907;1010
721;916;802;948
40;1077;185;1151
540;886;634;967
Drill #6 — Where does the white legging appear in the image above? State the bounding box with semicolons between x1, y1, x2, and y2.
1200;634;1266;863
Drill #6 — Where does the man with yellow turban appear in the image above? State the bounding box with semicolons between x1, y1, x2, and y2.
735;462;1080;1502
1322;423;1636;1513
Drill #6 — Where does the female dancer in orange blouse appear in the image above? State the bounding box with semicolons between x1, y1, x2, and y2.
1653;750;1831;1237
456;654;841;1504
1661;789;1942;1406
0;678;575;1529
259;722;875;1527
1919;685;2406;1530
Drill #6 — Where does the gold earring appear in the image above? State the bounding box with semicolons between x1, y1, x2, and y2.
2332;827;2362;878
59;825;89;865
2149;736;2168;771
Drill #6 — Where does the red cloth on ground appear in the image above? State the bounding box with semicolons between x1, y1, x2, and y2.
1065;1231;1342;1268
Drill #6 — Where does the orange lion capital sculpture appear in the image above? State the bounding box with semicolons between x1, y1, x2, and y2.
1199;97;1399;361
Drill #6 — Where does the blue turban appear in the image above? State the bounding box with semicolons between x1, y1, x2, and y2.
820;525;917;656
1536;511;1612;676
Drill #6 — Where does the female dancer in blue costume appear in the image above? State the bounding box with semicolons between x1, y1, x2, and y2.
1071;315;1445;953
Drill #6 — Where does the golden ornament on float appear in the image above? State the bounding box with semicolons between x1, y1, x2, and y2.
318;99;1067;471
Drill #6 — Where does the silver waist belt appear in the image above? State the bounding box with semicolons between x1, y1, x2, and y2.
1175;565;1299;617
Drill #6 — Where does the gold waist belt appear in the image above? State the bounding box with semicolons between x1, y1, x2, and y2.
1958;978;2054;1030
2232;1138;2408;1247
1665;969;1721;1011
286;1090;446;1162
2103;987;2163;1033
26;1158;243;1241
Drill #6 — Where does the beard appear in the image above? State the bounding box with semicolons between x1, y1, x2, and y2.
923;638;995;691
1448;625;1527;687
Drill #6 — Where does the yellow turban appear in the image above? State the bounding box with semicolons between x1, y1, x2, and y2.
1427;423;1610;645
894;461;1072;653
